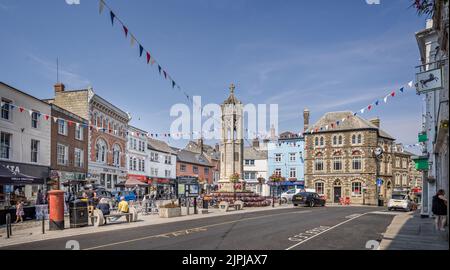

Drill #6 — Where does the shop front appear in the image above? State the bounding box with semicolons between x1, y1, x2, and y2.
148;177;177;199
0;161;49;225
87;165;127;191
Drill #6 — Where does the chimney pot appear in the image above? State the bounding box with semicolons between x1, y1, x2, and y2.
54;83;65;93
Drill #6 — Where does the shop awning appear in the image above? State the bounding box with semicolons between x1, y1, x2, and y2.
267;180;305;186
123;178;149;188
0;165;45;185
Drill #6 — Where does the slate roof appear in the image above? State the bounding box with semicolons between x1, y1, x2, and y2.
172;148;213;167
147;138;177;155
308;111;395;140
244;147;267;160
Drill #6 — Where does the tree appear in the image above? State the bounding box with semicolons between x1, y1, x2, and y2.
411;0;448;17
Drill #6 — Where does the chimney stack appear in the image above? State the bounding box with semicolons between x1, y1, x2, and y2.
54;83;65;93
369;118;380;128
303;108;310;132
214;143;219;152
197;138;204;153
252;138;260;149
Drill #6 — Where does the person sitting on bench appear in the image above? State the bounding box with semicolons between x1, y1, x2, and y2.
108;196;129;222
97;198;110;216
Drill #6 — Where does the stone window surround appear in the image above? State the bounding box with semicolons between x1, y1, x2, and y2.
90;109;126;138
351;132;364;145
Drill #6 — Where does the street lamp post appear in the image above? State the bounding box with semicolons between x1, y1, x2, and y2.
374;147;383;206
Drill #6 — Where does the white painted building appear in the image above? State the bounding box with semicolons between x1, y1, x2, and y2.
146;138;177;196
243;143;269;196
126;126;149;184
1;82;51;207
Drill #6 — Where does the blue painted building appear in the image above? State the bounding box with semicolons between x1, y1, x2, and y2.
267;131;305;195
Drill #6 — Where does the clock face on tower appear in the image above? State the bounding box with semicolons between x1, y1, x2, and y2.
374;147;383;157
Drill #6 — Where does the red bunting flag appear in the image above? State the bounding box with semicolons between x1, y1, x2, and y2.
44;115;50;120
146;52;151;64
68;121;73;127
19;107;24;112
123;26;128;37
391;91;396;97
368;105;372;111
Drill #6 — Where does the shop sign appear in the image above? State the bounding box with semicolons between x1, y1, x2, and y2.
416;67;443;94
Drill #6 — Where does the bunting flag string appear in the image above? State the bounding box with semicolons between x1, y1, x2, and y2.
97;0;199;108
306;80;415;134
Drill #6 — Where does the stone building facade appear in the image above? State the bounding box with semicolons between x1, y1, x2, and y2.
304;111;396;205
47;83;130;191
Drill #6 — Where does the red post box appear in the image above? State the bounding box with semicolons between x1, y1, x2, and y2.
48;190;65;230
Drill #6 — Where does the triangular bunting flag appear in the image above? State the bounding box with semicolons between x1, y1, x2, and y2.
110;11;115;25
172;80;176;89
130;35;136;47
146;52;151;64
53;117;58;123
368;105;372;111
399;87;404;93
158;65;162;74
19;107;24;113
408;81;414;88
123;26;128;37
45;115;50;120
360;108;365;114
99;0;105;14
375;100;379;106
139;45;144;57
384;95;389;103
391;91;396;97
28;110;33;116
163;70;167;79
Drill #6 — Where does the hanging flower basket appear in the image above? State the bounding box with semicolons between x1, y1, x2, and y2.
230;173;240;183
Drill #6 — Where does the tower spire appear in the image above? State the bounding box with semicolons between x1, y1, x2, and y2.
229;83;235;94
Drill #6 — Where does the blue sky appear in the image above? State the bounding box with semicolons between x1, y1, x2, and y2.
0;0;427;151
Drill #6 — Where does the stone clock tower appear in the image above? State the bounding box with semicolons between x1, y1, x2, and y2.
218;84;244;190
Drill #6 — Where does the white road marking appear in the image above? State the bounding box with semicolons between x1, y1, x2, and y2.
345;214;362;219
369;211;403;216
84;210;311;250
285;213;368;250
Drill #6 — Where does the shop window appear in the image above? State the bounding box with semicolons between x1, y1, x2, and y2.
315;182;324;195
352;182;362;196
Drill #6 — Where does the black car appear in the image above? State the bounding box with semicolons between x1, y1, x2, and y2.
292;192;326;207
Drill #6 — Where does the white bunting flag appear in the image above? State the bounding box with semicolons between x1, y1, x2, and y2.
130;34;136;47
384;95;389;103
342;118;346;122
408;81;414;88
53;117;58;123
360;108;365;114
28;110;33;116
99;0;105;14
325;125;329;130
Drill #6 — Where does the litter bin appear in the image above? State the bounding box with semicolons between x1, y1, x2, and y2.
203;199;209;209
378;199;384;207
69;199;88;228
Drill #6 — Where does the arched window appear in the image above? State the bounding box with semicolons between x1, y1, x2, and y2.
320;137;324;146
95;139;107;163
402;174;408;186
333;136;337;145
315;182;325;195
315;153;324;171
357;134;362;144
333;152;342;171
315;137;319;146
338;135;343;145
352;150;362;170
352;134;356;144
112;144;121;167
129;156;133;170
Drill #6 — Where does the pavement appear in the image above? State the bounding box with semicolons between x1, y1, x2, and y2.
379;211;449;250
0;204;392;250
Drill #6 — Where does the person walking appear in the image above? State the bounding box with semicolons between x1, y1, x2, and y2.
15;200;24;223
432;189;448;231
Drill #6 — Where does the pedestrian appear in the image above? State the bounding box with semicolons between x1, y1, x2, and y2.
15;200;24;223
97;198;110;216
36;189;43;205
432;189;448;231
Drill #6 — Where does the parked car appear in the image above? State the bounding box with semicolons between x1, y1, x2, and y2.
388;193;416;212
281;189;298;203
112;190;137;202
292;192;326;207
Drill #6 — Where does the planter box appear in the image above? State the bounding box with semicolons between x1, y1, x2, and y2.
159;207;182;218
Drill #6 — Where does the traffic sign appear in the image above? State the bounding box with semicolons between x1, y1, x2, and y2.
376;178;383;187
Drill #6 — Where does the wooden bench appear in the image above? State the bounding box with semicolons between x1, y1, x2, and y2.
90;207;138;227
218;201;244;212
